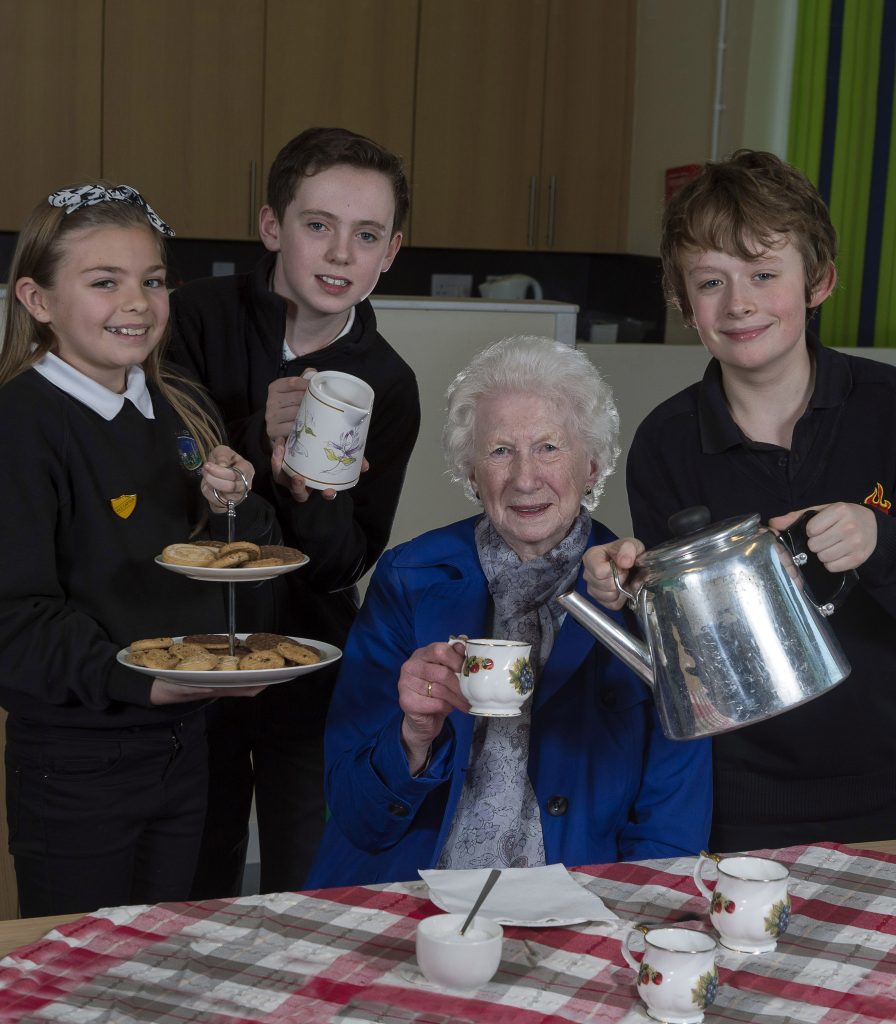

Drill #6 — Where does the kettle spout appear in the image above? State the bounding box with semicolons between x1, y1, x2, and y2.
558;591;655;688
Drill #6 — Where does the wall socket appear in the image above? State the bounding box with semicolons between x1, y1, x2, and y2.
431;273;473;297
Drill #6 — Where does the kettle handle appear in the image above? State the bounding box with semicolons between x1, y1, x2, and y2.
776;509;859;616
610;560;638;606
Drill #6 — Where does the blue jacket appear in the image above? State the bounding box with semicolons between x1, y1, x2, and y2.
306;516;711;887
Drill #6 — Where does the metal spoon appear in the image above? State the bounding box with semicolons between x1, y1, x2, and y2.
459;868;501;936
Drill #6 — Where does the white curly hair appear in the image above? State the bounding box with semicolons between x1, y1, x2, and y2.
442;335;620;512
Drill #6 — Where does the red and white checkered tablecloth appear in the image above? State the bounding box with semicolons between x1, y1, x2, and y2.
0;843;894;1023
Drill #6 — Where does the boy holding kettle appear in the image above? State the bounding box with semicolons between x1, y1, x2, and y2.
584;150;896;852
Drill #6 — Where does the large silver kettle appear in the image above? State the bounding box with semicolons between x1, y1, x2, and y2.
559;507;855;740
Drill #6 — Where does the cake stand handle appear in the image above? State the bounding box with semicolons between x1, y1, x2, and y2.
212;468;250;658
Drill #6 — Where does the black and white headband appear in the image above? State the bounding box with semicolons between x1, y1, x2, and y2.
48;185;175;237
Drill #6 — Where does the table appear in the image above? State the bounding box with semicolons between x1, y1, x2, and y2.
0;842;894;1023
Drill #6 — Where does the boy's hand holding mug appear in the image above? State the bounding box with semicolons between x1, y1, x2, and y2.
266;368;316;445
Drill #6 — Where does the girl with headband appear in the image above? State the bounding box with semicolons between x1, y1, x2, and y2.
0;182;278;916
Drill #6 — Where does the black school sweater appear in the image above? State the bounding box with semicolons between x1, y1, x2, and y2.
0;369;275;729
167;252;421;650
626;337;896;848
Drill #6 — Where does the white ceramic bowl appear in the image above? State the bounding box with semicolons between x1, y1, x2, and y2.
415;913;503;990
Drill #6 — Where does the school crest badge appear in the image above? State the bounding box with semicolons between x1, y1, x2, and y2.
111;494;137;519
176;432;203;471
864;482;892;515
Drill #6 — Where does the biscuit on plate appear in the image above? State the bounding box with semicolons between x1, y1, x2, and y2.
210;551;251;568
182;633;231;650
169;642;214;661
130;636;174;651
258;544;305;564
215;656;241;671
192;539;224;550
277;641;321;665
218;541;261;559
244;632;291;651
243;557;284;568
129;648;178;670
160;543;216;567
177;655;219;671
239;650;285;670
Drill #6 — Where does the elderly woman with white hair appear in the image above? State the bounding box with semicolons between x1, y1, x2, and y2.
306;336;710;887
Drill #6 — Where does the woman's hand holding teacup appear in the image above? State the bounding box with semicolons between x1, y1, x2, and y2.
582;537;644;611
398;640;469;774
201;445;254;512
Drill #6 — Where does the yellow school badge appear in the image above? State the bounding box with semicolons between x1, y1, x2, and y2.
111;494;137;519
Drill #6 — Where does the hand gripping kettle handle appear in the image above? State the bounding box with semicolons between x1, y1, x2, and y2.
777;509;859;616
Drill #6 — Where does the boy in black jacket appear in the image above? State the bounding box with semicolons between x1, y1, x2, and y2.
583;150;896;852
169;127;421;896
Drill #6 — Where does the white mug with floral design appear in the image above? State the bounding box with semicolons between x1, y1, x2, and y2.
451;637;533;716
621;925;718;1024
693;851;791;953
283;370;374;491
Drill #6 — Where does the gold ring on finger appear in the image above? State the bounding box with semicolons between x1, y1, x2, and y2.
426;681;433;698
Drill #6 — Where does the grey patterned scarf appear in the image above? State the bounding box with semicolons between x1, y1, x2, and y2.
437;511;592;869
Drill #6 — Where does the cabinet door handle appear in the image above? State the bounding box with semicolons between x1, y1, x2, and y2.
248;160;258;237
527;175;538;248
547;175;557;248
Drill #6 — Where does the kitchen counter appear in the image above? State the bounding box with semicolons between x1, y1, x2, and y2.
373;294;577;312
373;295;578;344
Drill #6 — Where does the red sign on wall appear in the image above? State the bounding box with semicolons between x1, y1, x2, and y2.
664;164;702;202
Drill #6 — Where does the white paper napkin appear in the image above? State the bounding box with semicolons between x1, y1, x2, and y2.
419;863;619;926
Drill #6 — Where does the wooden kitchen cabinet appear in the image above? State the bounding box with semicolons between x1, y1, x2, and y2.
412;0;635;252
103;0;416;241
0;0;102;231
540;0;634;252
103;0;265;241
264;0;418;216
413;0;548;250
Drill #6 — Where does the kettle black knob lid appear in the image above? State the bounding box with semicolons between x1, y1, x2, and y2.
667;505;711;538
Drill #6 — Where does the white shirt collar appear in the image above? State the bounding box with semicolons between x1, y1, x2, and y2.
33;352;155;421
281;306;356;363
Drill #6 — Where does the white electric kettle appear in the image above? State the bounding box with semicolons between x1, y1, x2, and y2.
478;274;543;300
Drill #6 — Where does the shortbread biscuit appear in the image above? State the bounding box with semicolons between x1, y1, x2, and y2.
130;636;174;651
160;543;216;567
244;632;291;651
210;551;251;568
277;641;321;665
176;655;219;672
215;656;241;671
239;650;285;670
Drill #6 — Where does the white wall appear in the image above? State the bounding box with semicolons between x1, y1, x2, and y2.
628;0;798;259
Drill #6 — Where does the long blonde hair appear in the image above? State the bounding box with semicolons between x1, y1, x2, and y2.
0;183;221;460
